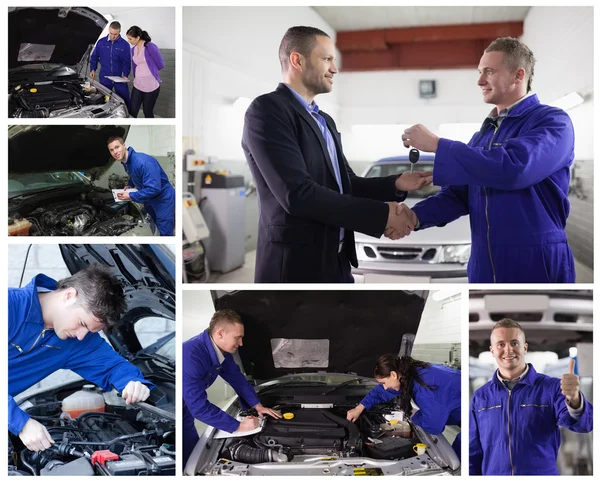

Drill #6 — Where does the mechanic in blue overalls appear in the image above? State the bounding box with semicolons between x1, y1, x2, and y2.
394;37;575;283
182;310;282;467
108;135;175;236
470;318;593;475
8;265;155;453
346;354;462;461
90;21;131;108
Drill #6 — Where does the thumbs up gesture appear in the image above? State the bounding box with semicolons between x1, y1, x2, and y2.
560;359;581;409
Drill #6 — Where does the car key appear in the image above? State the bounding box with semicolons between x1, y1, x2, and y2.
409;148;420;174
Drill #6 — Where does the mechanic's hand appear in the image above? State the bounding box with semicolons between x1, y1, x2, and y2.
561;359;581;409
401;124;440;153
117;191;131;201
237;416;259;432
395;171;433;191
90;70;95;81
122;76;129;81
122;381;150;405
19;418;55;452
255;403;282;419
123;186;133;191
346;404;365;423
385;203;417;240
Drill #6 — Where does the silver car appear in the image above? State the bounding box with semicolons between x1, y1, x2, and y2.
353;155;471;283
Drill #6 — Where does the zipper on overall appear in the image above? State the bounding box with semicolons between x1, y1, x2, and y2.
27;328;50;353
507;389;515;475
484;123;499;282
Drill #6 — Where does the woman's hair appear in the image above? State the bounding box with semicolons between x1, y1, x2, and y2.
373;354;435;416
127;26;151;43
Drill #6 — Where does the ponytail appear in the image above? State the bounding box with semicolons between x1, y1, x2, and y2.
373;354;434;416
127;25;152;43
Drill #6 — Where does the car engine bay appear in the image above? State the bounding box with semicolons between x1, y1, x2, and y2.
9;383;175;476
9;79;126;119
9;191;149;236
201;401;448;476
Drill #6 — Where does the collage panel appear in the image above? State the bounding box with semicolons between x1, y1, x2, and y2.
182;5;593;285
469;289;593;475
7;244;176;475
8;125;176;237
182;289;462;476
8;6;176;119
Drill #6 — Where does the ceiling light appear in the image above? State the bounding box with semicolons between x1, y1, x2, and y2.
549;92;584;111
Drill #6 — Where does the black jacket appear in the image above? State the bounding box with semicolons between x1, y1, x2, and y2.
242;83;404;283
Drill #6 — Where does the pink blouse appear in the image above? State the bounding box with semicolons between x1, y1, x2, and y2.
133;44;160;93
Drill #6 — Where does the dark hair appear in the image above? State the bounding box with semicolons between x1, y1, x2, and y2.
490;318;527;343
109;21;121;31
279;26;330;71
485;37;536;93
208;309;243;335
56;265;126;328
127;26;152;43
106;136;125;145
374;354;434;416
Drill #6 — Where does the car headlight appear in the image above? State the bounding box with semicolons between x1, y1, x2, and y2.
438;245;471;264
111;104;129;118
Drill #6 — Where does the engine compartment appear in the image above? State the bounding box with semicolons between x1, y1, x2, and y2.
9;79;125;118
217;405;419;466
9;385;175;476
9;190;148;236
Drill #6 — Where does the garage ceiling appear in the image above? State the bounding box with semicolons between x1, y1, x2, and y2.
312;6;531;31
313;6;531;71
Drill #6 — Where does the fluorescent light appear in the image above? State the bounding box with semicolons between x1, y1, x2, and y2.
432;290;461;302
549;92;584;111
233;97;252;111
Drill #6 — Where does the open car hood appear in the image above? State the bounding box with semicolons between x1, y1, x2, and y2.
59;244;175;356
9;7;107;70
8;125;129;179
214;290;427;380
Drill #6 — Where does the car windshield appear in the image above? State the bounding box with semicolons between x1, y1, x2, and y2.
9;172;89;197
364;163;440;199
259;373;378;387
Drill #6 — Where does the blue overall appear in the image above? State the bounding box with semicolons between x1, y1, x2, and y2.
123;147;175;236
470;364;593;475
182;329;260;467
90;35;131;107
360;364;462;459
8;274;154;436
412;94;575;283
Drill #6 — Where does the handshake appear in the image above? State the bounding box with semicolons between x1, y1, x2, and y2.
385;202;418;240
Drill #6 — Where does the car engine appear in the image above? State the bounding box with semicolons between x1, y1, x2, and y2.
9;80;126;118
9;191;149;236
216;406;419;465
9;387;175;476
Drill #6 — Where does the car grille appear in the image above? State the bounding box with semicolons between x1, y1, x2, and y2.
374;246;437;262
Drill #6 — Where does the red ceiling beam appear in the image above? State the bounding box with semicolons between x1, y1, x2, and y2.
336;22;524;71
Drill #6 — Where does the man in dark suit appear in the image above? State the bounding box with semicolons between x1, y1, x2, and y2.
242;26;432;283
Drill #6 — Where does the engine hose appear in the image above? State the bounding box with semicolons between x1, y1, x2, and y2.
20;454;37;476
321;410;362;452
228;440;287;464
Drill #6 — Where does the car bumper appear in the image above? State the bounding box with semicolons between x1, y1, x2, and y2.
353;261;468;283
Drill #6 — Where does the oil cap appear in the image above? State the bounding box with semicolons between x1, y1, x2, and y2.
283;412;294;420
29;88;38;93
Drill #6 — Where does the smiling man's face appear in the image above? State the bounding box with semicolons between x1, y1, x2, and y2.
490;327;528;375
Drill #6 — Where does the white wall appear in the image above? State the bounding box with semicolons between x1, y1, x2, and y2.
94;7;176;49
414;293;462;345
183;6;338;162
125;125;175;156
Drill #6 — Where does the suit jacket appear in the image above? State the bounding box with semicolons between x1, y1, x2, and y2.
242;83;405;283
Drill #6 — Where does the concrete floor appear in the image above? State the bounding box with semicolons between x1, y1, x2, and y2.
200;249;594;284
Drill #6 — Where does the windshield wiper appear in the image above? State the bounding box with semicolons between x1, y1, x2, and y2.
322;378;372;395
9;184;84;201
257;381;328;395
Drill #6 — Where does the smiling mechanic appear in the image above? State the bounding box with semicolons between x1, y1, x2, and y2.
347;355;461;460
9;265;154;453
398;37;575;283
90;21;131;108
182;309;282;466
108;136;175;236
469;318;593;475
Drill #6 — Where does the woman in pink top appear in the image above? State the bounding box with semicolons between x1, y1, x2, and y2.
126;26;165;118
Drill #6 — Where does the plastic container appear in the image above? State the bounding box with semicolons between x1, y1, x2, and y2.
62;385;105;418
8;218;32;236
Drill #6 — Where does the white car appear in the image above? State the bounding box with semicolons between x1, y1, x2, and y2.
353;155;471;283
9;7;129;118
185;290;461;476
